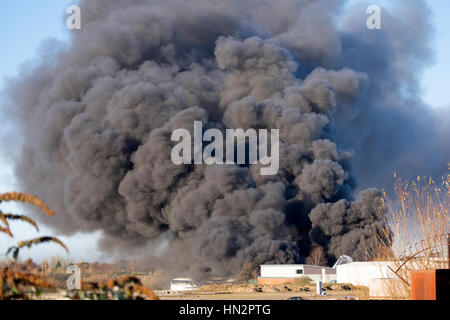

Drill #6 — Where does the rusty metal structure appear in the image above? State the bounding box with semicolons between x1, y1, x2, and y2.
410;270;437;300
386;233;449;300
410;269;450;300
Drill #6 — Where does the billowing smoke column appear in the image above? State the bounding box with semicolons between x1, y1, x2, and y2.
5;0;448;280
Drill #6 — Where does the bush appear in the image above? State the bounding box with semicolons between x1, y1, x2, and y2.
292;276;313;286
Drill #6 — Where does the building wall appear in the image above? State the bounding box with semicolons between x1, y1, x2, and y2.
336;262;396;286
257;277;297;285
260;265;304;278
303;265;336;275
368;278;408;299
259;264;337;284
257;274;337;285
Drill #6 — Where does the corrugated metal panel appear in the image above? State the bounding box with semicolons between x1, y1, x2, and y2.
410;270;436;300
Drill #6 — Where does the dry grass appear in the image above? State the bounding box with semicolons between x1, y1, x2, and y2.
139;269;170;290
163;281;369;300
0;191;160;300
68;275;159;300
0;267;54;300
194;279;369;298
362;168;449;299
0;192;67;299
291;276;313;286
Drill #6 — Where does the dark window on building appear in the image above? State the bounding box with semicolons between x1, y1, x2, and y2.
296;269;303;274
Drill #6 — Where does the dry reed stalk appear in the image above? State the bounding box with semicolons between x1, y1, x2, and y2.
0;192;55;216
0;213;39;231
7;237;69;260
362;168;449;299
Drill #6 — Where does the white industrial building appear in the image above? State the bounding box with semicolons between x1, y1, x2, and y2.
257;257;409;298
258;264;337;284
336;261;396;286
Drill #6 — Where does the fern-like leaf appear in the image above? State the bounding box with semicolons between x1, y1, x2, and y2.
0;192;55;216
0;212;39;231
17;236;69;253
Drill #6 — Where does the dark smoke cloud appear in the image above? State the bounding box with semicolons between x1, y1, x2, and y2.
3;0;448;280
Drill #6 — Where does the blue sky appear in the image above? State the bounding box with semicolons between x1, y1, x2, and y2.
421;0;450;108
0;0;449;262
0;0;103;263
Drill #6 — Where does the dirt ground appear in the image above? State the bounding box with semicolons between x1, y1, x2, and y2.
38;282;368;300
158;291;361;300
156;283;368;300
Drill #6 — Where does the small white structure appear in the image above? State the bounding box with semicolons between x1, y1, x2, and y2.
336;261;396;287
259;264;336;282
169;278;199;291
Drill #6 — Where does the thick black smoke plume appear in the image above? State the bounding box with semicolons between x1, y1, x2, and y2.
4;0;448;280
